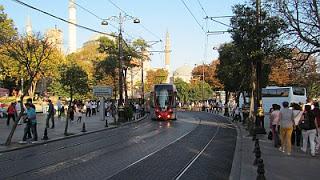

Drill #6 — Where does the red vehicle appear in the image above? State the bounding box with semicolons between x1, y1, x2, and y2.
150;84;177;120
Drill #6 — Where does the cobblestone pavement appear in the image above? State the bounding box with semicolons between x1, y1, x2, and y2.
0;111;131;151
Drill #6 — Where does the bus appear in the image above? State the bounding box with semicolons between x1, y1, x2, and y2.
239;86;307;113
150;84;177;120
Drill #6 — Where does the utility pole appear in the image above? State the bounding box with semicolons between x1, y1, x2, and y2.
118;13;124;106
202;62;205;111
141;59;145;113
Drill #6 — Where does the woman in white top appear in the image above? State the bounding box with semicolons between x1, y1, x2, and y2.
75;104;82;123
292;103;303;147
270;104;281;147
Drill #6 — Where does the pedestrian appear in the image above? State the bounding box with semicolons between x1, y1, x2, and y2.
56;97;62;118
46;100;55;129
75;104;82;123
15;100;23;125
279;101;294;155
270;104;281;148
20;103;37;143
92;101;97;115
25;98;34;139
111;101;117;122
85;101;91;117
300;104;318;157
313;102;320;153
292;103;303;147
68;104;75;122
6;102;16;126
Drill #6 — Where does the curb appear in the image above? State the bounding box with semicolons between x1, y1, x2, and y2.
0;114;149;153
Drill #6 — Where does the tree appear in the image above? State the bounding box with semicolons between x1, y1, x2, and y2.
2;33;55;145
60;64;89;135
217;43;251;103
174;78;190;104
270;0;320;62
192;61;223;90
268;58;291;86
188;79;213;101
229;2;287;117
145;69;168;92
0;5;17;86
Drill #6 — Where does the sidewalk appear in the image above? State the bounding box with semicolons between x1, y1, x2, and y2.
230;120;320;180
0;112;145;152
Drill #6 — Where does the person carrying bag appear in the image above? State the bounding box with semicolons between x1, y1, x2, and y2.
299;105;318;157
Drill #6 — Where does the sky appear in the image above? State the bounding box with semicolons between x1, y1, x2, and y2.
1;0;246;71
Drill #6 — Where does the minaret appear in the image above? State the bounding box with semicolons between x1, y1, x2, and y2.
68;0;77;53
165;31;171;83
26;16;32;36
165;31;171;71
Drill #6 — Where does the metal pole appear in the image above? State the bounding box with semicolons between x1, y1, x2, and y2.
131;67;133;99
202;63;205;105
141;60;144;105
118;13;124;106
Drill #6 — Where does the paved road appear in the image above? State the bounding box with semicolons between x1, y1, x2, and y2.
0;111;237;180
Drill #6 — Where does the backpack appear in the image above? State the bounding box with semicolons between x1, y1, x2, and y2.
299;113;311;130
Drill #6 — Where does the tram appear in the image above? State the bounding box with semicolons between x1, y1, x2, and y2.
150;84;177;120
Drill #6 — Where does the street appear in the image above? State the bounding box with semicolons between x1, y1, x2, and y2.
0;111;236;180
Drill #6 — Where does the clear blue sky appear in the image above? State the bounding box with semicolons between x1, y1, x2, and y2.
1;0;245;71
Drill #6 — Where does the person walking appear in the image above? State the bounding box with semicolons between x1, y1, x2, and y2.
46;100;55;129
20;103;37;143
6;102;16;126
75;104;82;123
270;104;281;148
279;101;294;155
56;97;62;118
292;103;303;147
85;101;91;117
300;104;318;157
313;102;320;153
27;103;38;142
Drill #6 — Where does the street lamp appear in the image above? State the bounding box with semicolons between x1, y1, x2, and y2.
101;13;140;106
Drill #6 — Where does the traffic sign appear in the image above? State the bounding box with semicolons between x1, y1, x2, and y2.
93;86;112;97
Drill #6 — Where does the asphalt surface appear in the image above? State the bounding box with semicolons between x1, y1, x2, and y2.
0;111;237;180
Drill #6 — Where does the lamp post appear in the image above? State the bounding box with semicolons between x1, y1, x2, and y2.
101;13;140;106
102;13;140;123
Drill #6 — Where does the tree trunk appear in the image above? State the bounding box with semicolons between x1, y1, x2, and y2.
249;62;256;121
28;81;37;99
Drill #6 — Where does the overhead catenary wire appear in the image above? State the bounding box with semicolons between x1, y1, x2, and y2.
196;0;208;17
180;0;206;33
11;0;117;37
107;0;162;41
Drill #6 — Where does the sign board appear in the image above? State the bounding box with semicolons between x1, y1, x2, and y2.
93;86;112;97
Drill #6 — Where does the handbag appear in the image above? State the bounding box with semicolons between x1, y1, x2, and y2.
268;130;273;140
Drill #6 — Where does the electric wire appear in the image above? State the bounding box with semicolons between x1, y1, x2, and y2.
107;0;162;41
180;0;205;33
196;0;208;17
71;0;136;41
11;0;117;37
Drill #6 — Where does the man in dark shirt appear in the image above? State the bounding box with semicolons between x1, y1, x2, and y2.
46;100;55;128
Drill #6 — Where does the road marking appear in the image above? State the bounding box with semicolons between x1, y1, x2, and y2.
105;128;197;180
175;126;221;180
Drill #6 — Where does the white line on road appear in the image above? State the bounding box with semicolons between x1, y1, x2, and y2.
175;125;221;180
105;127;197;180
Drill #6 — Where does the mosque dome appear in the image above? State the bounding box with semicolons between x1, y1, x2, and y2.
173;64;193;82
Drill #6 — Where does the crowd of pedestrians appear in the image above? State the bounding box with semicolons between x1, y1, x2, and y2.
269;101;320;157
